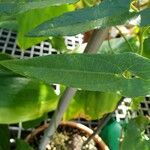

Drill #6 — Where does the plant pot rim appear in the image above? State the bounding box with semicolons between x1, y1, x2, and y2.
25;121;109;150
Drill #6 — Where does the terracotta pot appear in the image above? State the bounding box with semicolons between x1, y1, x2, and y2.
25;121;109;150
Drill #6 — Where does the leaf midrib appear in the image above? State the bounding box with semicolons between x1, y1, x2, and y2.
3;64;149;82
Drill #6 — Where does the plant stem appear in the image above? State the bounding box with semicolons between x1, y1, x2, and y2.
39;28;109;150
83;96;125;146
139;33;144;55
139;26;150;55
84;28;109;53
115;26;135;52
107;31;114;54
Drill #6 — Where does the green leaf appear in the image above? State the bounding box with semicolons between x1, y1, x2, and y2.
142;26;150;39
64;91;120;120
131;97;145;110
0;76;58;124
22;115;47;129
98;37;138;54
1;53;150;97
17;4;74;49
16;139;34;150
0;0;78;15
140;8;150;27
0;54;58;124
0;2;15;15
0;53;16;75
0;125;10;150
28;0;136;36
0;20;18;31
121;116;150;150
49;36;67;52
18;0;78;14
0;53;14;61
135;116;150;130
143;37;150;59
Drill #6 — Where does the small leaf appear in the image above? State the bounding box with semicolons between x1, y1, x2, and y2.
140;8;150;27
121;116;150;150
49;36;67;52
0;125;10;150
143;37;150;59
135;116;150;130
1;53;150;97
98;37;138;54
28;0;136;36
16;139;34;150
131;97;145;110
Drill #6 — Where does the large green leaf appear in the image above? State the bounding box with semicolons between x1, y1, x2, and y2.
0;2;15;15
0;0;78;15
0;125;10;150
18;0;78;14
64;91;120;120
0;53;13;61
0;54;58;124
28;0;136;36
0;53;16;75
121;116;150;150
1;53;150;97
17;4;74;49
0;76;58;124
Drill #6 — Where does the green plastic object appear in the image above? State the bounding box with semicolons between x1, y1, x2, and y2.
100;118;122;150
